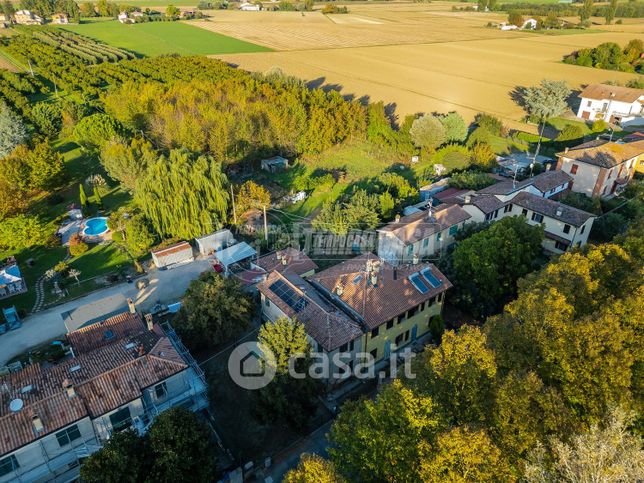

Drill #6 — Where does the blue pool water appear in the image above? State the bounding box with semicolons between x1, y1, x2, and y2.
83;217;109;236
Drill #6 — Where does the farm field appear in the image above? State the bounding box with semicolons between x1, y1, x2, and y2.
206;4;644;129
60;19;270;56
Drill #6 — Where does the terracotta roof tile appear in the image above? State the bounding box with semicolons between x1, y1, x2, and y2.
67;312;146;354
258;271;362;351
311;253;451;329
512;192;595;227
0;327;187;455
255;248;318;276
578;84;643;103
378;205;471;245
558;140;644;168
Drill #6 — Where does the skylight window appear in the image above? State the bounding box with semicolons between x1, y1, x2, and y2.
420;267;442;288
409;273;429;294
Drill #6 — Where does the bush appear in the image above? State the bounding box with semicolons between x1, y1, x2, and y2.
474;113;506;136
591;119;608;132
429;315;445;342
555;124;584;142
69;233;89;257
433;144;471;173
54;261;69;276
449;171;496;190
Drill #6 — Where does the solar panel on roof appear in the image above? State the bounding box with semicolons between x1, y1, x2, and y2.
409;273;429;294
269;280;309;313
420;267;442;288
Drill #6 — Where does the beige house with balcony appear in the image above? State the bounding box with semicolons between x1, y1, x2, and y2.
556;140;644;198
0;312;207;483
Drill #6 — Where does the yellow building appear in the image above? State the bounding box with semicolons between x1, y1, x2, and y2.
310;253;451;362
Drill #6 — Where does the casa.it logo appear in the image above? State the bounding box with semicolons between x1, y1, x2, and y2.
228;341;276;390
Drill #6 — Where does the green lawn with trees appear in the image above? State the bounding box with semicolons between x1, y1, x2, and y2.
60;19;271;57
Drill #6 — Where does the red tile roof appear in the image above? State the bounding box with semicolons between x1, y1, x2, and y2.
151;241;193;257
67;312;148;355
255;248;318;276
378;204;471;245
578;84;643;103
311;253;451;329
0;328;186;456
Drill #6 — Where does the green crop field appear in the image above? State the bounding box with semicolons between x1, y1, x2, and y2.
60;19;270;57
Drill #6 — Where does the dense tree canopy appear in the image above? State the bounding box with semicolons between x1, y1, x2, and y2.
447;216;544;318
174;272;252;351
0;101;28;158
100;137;157;192
135;149;229;239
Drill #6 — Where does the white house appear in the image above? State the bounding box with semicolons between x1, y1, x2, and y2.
576;84;644;128
458;171;596;254
556;139;644;198
151;242;194;269
239;2;261;10
522;18;538;29
0;312;207;483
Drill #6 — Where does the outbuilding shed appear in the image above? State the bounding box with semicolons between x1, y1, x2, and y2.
195;229;235;256
151;241;194;269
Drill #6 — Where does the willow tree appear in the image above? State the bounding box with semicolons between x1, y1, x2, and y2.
136;149;229;239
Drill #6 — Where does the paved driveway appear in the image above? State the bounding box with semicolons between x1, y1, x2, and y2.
0;259;213;365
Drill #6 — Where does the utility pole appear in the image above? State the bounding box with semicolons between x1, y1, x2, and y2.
28;60;34;77
230;185;237;224
263;205;268;242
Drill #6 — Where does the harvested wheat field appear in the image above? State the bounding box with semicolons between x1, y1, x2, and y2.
202;3;644;129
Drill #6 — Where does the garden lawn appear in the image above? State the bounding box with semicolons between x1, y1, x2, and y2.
60;20;271;57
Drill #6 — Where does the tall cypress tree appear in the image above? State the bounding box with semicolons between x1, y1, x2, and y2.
79;184;88;209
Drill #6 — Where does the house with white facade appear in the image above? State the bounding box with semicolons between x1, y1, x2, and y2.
0;312;207;483
459;174;596;254
556;139;644;198
239;2;261;10
576;84;644;127
13;10;43;24
0;262;26;300
377;204;471;265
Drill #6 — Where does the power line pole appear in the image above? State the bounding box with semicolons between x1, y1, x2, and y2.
263;205;268;242
27;60;34;77
230;185;237;225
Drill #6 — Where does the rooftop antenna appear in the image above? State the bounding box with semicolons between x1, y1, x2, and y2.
426;197;436;223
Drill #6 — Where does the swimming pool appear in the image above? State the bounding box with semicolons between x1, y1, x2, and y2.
83;217;109;236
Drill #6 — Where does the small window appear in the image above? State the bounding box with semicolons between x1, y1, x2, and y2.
422;238;429;248
485;212;493;221
531;213;544;223
370;348;378;360
154;382;167;399
522;208;528;217
349;340;354;352
404;330;410;342
420;301;425;312
408;306;418;318
570;164;579;175
0;455;19;477
580;224;586;234
264;298;270;307
407;245;413;256
563;224;571;234
56;425;82;448
436;232;442;241
586;100;591;107
449;225;458;236
493;209;499;219
398;313;406;324
339;343;348;352
555;241;568;251
395;333;404;346
386;319;394;330
371;327;379;338
109;407;132;432
504;204;513;213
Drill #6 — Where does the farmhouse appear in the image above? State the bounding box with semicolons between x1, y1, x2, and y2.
51;13;69;24
377;204;471;265
0;13;9;27
13;10;43;25
0;261;27;300
151;242;194;269
0;312;207;483
239;2;261;11
576;84;644;128
556;140;644;198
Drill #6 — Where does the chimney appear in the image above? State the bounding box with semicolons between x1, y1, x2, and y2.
464;195;471;204
32;413;44;433
370;273;378;287
127;298;135;314
395;214;401;223
335;283;344;296
564;147;569;153
412;255;419;265
62;379;76;398
556;207;563;217
137;343;146;357
281;256;287;266
145;313;154;331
